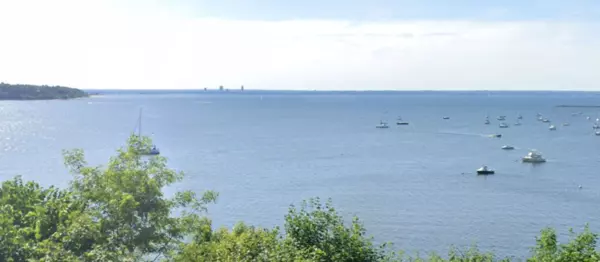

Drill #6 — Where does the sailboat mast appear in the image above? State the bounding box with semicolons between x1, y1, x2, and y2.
138;108;142;137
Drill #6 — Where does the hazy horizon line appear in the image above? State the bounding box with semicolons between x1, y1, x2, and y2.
88;88;600;93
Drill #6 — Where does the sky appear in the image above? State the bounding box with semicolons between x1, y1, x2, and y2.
0;0;599;90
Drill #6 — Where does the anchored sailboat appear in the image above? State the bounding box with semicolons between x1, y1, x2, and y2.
134;108;160;155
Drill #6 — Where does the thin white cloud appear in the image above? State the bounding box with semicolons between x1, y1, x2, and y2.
0;1;599;90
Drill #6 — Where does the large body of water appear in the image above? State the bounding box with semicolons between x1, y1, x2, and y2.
1;91;600;258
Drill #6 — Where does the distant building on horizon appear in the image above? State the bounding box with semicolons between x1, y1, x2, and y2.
219;85;224;91
241;85;244;91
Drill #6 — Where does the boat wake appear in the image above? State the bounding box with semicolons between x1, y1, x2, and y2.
437;131;494;138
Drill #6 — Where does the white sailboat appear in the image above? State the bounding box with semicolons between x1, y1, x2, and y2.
376;121;389;128
134;108;160;155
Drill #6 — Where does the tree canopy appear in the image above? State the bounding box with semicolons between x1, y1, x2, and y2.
0;83;88;100
0;135;597;261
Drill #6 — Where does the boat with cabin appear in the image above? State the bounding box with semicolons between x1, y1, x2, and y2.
522;150;546;163
477;166;495;175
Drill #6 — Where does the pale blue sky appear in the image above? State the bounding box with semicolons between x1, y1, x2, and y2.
0;0;599;90
162;0;600;21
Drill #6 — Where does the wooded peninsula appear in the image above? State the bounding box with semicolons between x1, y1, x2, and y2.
0;83;88;100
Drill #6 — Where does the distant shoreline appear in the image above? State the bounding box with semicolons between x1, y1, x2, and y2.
556;105;600;108
0;83;88;100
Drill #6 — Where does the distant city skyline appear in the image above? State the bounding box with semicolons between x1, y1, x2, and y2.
0;0;599;91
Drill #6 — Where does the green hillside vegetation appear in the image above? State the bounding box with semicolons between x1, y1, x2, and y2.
0;83;88;100
0;135;597;261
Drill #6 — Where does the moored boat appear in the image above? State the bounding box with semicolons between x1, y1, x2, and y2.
522;150;546;163
477;165;495;175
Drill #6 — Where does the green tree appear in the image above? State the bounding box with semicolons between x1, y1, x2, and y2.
173;197;394;262
283;197;388;262
0;82;88;100
62;134;218;260
528;225;600;262
0;176;80;261
0;135;217;261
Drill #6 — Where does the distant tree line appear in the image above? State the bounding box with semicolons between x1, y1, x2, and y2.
0;82;88;100
0;135;597;261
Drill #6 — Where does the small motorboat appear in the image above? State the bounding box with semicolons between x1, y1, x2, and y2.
514;122;522;126
542;118;550;123
517;114;523;120
522;150;546;163
499;123;509;128
587;116;591;120
376;121;389;129
491;134;502;138
497;116;506;121
443;116;450;120
549;125;556;130
593;124;600;129
477;165;495;175
484;119;490;125
595;131;600;136
501;145;514;150
396;117;409;125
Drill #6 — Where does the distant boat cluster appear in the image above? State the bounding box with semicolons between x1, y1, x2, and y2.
377;111;600;176
376;116;411;128
203;85;246;92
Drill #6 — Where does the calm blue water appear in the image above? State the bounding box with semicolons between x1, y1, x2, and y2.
1;91;600;258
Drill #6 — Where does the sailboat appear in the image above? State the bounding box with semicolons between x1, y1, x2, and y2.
396;116;409;125
134;108;160;155
484;92;491;125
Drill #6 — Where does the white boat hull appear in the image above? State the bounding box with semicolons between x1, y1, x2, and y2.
522;158;546;163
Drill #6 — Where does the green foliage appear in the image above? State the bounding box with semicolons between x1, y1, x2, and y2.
528;225;600;262
283;197;387;261
173;220;286;262
0;176;79;261
0;135;600;261
173;198;392;262
0;135;217;261
0;82;88;100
